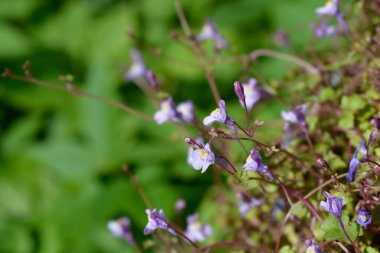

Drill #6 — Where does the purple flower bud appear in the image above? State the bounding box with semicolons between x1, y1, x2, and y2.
370;118;380;129
313;21;336;38
356;208;371;228
177;100;195;123
369;130;379;146
146;70;159;89
174;199;186;212
107;217;135;245
203;100;237;134
320;191;344;218
234;81;245;104
144;209;176;236
346;149;360;184
197;20;227;52
125;49;147;81
305;240;325;253
236;192;264;217
154;97;178;124
243;148;274;180
185;214;212;242
188;143;215;173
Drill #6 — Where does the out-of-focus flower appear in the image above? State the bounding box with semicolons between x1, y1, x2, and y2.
197;20;227;51
125;49;147;81
371;118;380;129
174;199;186;212
241;78;263;111
271;198;285;222
281;104;307;127
313;21;336;38
189;143;215;173
346;149;360;184
185;214;212;242
146;70;159;89
177;100;195;123
236;192;264;216
356;208;371;228
244;148;274;180
320;191;344;218
144;209;176;235
316;0;340;17
369;130;379;146
358;140;367;159
273;30;290;47
108;217;135;245
305;239;325;253
154;97;178;124
203;100;237;134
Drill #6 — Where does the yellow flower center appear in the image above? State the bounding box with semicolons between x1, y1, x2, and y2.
325;0;333;6
200;149;207;158
162;102;171;112
246;155;253;163
212;108;220;115
244;86;253;95
307;247;315;253
190;222;201;230
360;215;367;222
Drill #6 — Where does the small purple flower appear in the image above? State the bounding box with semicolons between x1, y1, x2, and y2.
185;214;212;242
144;209;176;236
154;97;178;124
189;143;215;173
369;130;379;146
313;21;336;38
236;192;264;217
203;100;237;134
107;217;135;245
177;100;195;123
320;191;344;218
146;70;159;89
125;49;147;80
371;118;380;129
305;239;325;253
241;78;262;110
356;208;371;228
244;148;274;180
273;30;290;47
197;20;227;51
281;104;307;127
358;140;367;159
346;149;360;184
174;199;186;213
316;0;340;17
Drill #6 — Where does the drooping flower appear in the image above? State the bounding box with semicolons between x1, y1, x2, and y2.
356;208;372;228
305;239;325;253
144;209;176;235
177;100;195;123
107;217;135;245
236;192;264;217
125;49;147;81
154;97;179;124
188;143;215;173
320;191;344;218
197;20;227;51
346;149;360;184
243;148;274;180
203;100;237;134
185;214;212;242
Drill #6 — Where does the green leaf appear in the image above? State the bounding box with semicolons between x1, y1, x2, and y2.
321;214;363;243
365;246;380;253
341;94;366;111
279;245;296;253
338;111;354;129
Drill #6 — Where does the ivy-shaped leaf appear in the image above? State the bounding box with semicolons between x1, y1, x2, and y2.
321;214;363;244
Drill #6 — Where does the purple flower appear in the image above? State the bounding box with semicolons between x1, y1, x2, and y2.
371;118;380;129
316;0;340;17
273;30;290;47
197;20;227;51
369;130;379;146
125;49;147;80
236;192;264;217
234;81;245;105
244;148;274;180
281;104;307;127
177;100;195;123
358;140;367;159
174;199;186;212
144;209;176;236
203;100;237;134
320;191;345;218
356;208;371;228
346;149;360;184
107;217;135;245
188;143;215;173
241;78;262;110
154;97;179;124
313;21;336;38
146;70;159;89
185;214;212;242
305;240;325;253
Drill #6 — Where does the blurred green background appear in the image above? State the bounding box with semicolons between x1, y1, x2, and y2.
0;0;331;252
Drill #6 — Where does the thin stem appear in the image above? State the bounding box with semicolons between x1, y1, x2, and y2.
123;166;153;209
171;227;199;249
234;122;252;138
2;70;153;122
338;218;362;253
204;71;221;105
174;0;191;36
192;241;267;253
249;49;319;75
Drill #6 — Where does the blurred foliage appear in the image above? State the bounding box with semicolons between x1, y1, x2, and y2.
0;0;377;252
